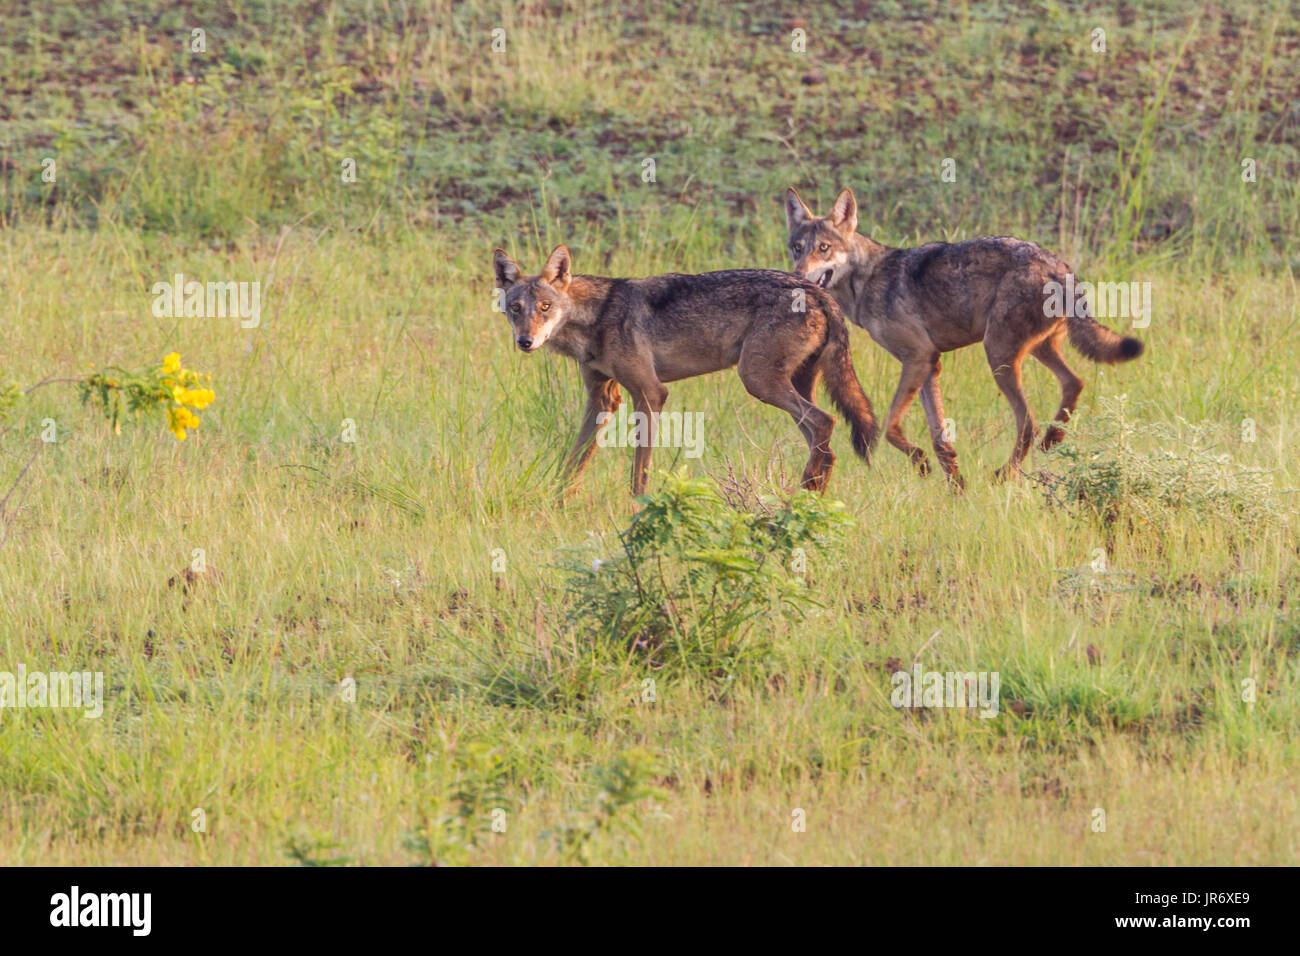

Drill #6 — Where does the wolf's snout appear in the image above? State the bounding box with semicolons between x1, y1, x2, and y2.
516;335;534;351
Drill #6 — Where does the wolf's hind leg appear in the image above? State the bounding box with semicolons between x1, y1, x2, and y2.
985;335;1035;481
738;350;835;492
1031;332;1083;451
791;358;822;403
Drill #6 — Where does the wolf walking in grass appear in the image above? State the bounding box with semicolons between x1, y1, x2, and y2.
784;186;1145;489
492;245;879;496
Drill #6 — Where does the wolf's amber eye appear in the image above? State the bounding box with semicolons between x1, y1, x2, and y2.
510;303;521;313
818;243;830;254
792;242;802;253
539;302;550;312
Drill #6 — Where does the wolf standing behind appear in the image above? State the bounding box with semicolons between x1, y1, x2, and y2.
492;245;879;497
785;186;1144;488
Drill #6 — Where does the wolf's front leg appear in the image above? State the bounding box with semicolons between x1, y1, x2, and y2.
918;363;964;491
626;380;668;496
560;373;621;501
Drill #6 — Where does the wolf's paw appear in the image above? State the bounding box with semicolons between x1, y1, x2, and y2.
801;452;835;492
1039;425;1066;451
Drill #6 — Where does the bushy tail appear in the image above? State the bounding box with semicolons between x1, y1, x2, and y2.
819;318;878;461
1065;280;1145;364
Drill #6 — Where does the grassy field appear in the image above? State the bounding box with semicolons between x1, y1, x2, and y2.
0;0;1298;865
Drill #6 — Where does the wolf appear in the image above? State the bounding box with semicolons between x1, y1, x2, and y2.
784;186;1144;487
492;244;879;496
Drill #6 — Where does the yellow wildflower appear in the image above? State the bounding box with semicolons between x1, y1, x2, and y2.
167;406;188;440
182;388;215;409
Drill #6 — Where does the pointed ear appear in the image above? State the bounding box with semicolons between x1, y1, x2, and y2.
541;244;572;291
829;187;858;235
785;187;812;234
493;248;522;291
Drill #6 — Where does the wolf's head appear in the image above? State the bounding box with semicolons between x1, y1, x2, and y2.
492;245;574;353
784;186;859;290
